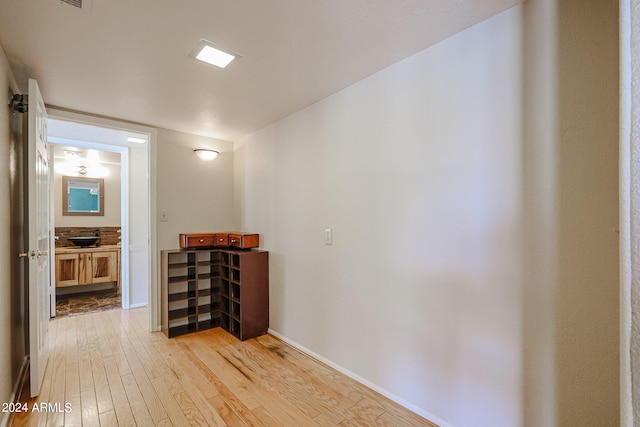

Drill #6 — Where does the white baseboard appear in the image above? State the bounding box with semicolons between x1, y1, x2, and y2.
267;328;451;427
127;302;148;309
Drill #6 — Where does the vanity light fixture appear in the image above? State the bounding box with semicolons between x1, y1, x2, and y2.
190;39;241;69
194;148;219;161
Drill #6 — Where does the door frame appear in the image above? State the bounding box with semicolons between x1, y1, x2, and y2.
46;107;159;332
49;138;130;310
620;0;636;423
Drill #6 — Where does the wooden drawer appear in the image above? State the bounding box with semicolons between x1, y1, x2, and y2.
179;233;216;249
214;233;229;247
179;232;259;249
228;233;259;249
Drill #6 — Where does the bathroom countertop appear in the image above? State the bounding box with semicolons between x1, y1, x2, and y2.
55;245;121;254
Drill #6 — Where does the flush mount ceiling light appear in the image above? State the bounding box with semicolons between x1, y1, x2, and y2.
189;39;241;69
194;148;219;161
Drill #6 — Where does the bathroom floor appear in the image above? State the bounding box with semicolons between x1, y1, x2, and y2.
55;288;121;318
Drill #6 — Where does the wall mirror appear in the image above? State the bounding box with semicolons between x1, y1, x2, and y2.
62;176;104;216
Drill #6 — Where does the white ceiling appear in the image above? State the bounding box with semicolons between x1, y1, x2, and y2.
0;0;520;142
53;145;121;166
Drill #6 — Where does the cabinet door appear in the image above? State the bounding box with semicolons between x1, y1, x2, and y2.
78;253;91;285
90;251;117;284
55;253;80;287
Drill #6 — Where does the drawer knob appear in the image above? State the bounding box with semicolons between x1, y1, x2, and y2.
231;239;237;243
199;239;204;243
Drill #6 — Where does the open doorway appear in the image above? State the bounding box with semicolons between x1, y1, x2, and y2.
51;145;123;317
45;112;156;330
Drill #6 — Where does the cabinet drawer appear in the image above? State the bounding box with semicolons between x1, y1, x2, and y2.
180;233;216;249
228;233;259;249
214;233;229;247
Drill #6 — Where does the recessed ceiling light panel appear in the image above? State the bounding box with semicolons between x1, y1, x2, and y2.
55;0;92;13
189;40;241;69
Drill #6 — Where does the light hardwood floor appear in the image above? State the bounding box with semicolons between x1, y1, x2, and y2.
12;307;436;426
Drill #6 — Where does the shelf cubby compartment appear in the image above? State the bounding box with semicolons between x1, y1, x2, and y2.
230;254;240;267
230;268;241;282
198;317;220;331
229;319;241;339
230;283;240;299
168;279;195;294
195;287;212;298
167;315;199;338
220;296;230;314
220;279;230;297
197;250;219;265
219;252;230;266
168;304;197;321
167;273;196;284
167;262;195;271
168;289;197;302
196;267;218;280
167;251;191;265
231;301;241;319
220;313;230;331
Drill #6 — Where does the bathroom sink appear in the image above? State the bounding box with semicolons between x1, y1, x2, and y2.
68;236;101;247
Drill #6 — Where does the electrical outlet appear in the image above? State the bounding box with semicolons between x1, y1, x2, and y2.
160;210;168;222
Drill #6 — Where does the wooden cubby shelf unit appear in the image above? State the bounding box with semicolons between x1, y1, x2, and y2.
161;248;269;339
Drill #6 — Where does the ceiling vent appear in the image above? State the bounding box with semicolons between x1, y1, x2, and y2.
58;0;92;13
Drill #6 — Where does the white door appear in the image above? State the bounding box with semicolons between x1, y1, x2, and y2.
27;79;50;397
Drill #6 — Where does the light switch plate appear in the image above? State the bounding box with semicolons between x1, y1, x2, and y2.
324;228;333;245
160;210;168;222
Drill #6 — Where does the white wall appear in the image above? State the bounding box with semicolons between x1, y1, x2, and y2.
0;41;18;419
237;1;620;425
156;128;235;252
236;8;523;426
53;158;121;227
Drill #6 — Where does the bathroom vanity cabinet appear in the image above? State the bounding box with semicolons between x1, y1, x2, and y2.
55;245;120;290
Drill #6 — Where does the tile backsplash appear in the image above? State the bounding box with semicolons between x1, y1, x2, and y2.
55;226;121;247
